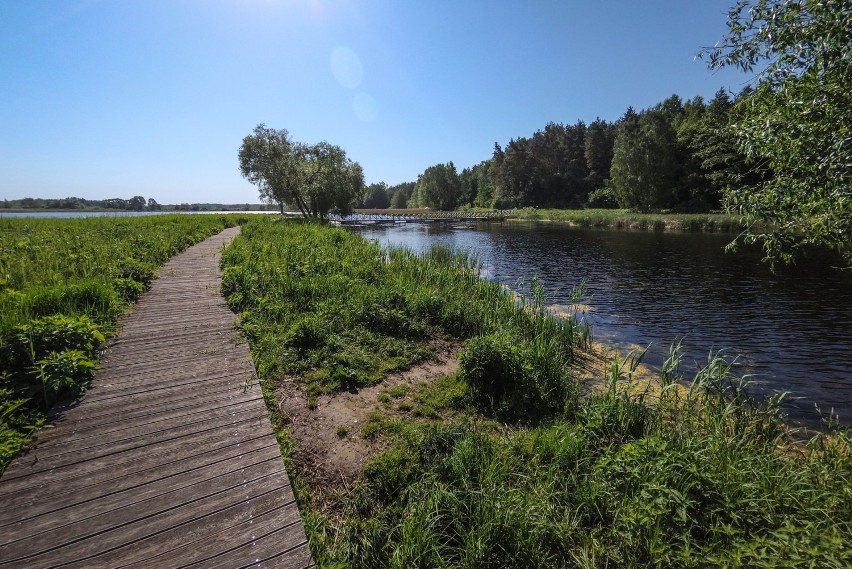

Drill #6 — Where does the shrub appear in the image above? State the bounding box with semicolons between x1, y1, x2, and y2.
32;350;98;407
117;258;156;290
585;186;619;209
3;314;105;368
459;333;528;416
113;277;144;302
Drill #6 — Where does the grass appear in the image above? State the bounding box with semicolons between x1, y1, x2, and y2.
221;216;851;568
354;207;747;232
507;207;747;232
0;214;248;473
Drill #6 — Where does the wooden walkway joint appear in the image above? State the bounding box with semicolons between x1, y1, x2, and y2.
0;227;313;568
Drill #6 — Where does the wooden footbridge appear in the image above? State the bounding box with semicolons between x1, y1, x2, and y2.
333;209;512;225
0;228;313;568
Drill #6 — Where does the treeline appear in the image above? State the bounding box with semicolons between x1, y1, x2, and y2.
2;196;275;212
3;196;161;211
361;88;757;212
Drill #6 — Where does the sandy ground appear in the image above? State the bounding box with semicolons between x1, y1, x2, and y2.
274;340;460;500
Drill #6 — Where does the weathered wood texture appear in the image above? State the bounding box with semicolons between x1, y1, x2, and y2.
0;227;313;568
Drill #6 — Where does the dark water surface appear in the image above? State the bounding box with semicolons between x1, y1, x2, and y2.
356;221;852;427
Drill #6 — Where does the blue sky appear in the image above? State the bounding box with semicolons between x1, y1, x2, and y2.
0;0;751;204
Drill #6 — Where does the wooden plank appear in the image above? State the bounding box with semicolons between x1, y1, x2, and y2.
94;351;249;378
29;395;265;453
0;424;273;496
186;523;312;569
0;452;284;547
1;467;285;565
4;401;266;470
0;437;277;526
34;388;262;443
87;494;301;568
75;368;252;406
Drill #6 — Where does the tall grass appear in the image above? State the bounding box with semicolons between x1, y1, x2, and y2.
222;217;850;568
509;208;747;232
0;214;246;472
220;218;586;411
332;352;851;568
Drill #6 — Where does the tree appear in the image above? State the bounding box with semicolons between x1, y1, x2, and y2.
147;198;161;211
390;188;408;209
238;124;365;218
704;0;852;266
584;118;616;191
415;162;462;211
301;142;365;219
611;110;679;211
128;196;146;211
361;182;390;209
238;125;302;214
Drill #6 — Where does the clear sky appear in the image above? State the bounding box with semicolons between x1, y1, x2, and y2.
0;0;751;204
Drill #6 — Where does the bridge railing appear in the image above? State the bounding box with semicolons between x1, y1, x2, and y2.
331;210;515;223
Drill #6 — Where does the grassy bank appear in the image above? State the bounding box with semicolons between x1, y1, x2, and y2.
0;214;247;472
507;208;746;232
223;217;850;567
355;207;747;232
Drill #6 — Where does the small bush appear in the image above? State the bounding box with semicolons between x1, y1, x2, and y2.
113;277;144;302
459;333;528;415
32;349;98;406
586;186;619;209
117;258;156;290
3;314;105;367
285;316;327;351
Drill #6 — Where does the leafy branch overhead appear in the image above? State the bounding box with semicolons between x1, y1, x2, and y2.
238;124;365;219
703;0;852;266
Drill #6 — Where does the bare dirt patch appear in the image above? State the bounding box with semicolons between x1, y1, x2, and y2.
274;340;460;502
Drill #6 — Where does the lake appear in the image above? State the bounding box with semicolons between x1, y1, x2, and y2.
355;221;852;428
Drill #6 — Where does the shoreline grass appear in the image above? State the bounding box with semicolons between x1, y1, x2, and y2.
0;214;248;473
506;208;747;232
222;217;851;568
354;207;749;232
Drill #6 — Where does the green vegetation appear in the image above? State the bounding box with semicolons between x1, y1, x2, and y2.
350;88;749;215
2;195;160;211
704;0;852;267
507;208;745;232
0;214;245;472
222;218;851;567
1;196;276;212
350;0;852;267
238;124;365;218
410;162;463;211
220;217;586;402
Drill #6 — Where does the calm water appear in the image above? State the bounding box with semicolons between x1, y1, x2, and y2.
356;221;852;427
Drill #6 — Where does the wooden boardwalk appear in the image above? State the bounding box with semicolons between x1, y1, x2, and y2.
0;227;313;568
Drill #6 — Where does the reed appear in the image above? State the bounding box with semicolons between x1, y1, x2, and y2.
508;207;746;232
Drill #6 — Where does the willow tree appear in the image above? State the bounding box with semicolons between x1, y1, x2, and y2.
704;0;852;266
238;124;365;218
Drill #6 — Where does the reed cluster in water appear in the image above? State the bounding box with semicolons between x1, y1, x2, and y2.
222;216;850;567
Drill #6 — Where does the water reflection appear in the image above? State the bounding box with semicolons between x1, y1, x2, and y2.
356;221;852;427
